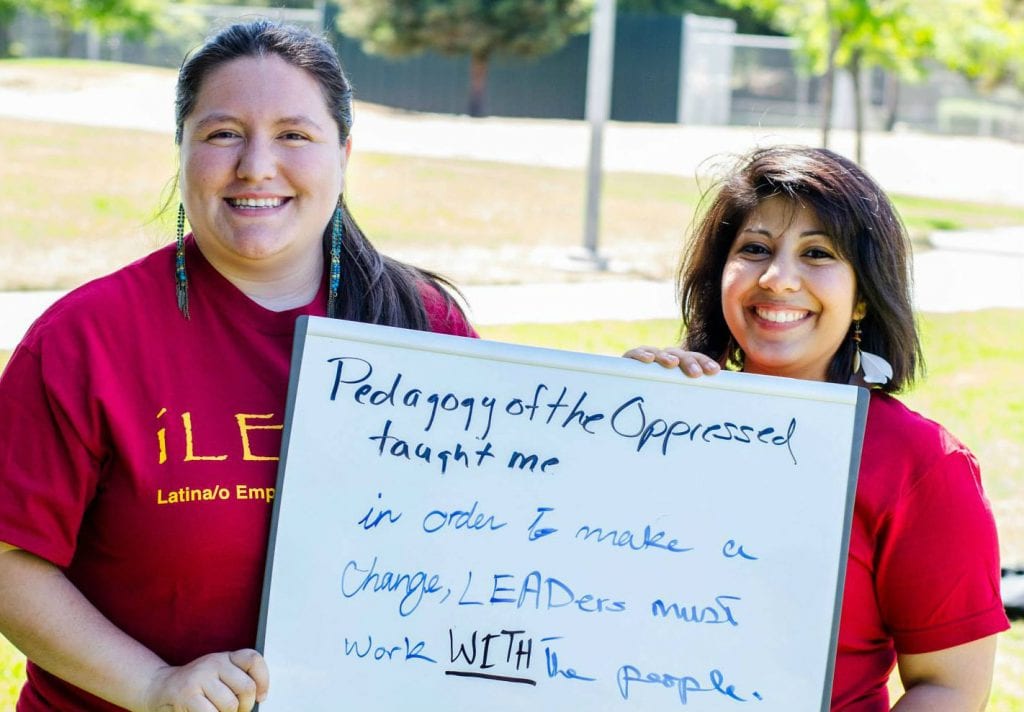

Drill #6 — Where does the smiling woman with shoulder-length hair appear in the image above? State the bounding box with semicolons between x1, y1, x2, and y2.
626;145;1009;710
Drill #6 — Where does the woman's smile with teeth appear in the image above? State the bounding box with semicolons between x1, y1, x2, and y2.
228;197;285;208
754;307;809;323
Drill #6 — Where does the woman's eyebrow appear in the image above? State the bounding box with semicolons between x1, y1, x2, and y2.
191;114;326;132
739;227;830;238
275;115;326;131
192;113;237;132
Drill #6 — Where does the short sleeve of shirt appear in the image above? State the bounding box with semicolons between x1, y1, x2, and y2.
876;446;1007;654
0;336;102;567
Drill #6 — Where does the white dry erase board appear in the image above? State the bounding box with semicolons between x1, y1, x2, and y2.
256;316;868;711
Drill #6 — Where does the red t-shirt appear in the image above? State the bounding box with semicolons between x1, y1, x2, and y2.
831;392;1009;709
0;237;476;711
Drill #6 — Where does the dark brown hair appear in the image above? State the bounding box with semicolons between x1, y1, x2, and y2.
679;145;921;392
175;19;466;329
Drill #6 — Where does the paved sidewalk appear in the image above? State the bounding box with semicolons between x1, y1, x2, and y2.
459;225;1024;325
915;227;1024;313
3;229;1023;350
2;291;65;351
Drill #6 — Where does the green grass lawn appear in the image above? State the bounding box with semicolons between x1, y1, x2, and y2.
1;309;1022;708
3;114;1024;290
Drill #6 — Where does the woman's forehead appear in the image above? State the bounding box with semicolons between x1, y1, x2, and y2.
189;54;332;123
741;196;824;232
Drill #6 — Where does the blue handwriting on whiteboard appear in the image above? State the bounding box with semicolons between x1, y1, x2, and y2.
541;636;596;683
368;419;493;474
609;396;798;465
367;419;560;476
343;634;436;664
507;450;560;473
575;522;693;554
422;501;507;534
340;556;444;616
357;492;401;530
503;383;604;435
527;507;558;541
616;664;762;705
723;539;759;560
651;595;742;626
327;357;497;439
456;569;626;614
328;356;800;464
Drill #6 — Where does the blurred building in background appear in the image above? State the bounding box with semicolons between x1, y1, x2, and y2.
9;3;1023;142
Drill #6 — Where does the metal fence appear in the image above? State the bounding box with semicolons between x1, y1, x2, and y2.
683;15;1024;140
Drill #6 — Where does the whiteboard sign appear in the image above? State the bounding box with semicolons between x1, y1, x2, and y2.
257;317;867;711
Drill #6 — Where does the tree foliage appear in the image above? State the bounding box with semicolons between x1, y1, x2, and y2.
0;0;20;57
932;0;1024;91
337;0;592;116
200;0;317;5
723;0;931;77
722;0;1024;162
40;0;164;37
726;0;1024;88
6;0;167;56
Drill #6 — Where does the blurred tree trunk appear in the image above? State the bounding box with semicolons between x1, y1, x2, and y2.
819;0;841;148
882;73;901;131
850;50;864;164
57;21;74;57
468;52;490;117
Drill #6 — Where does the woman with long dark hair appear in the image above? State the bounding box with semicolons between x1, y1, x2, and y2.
0;20;475;711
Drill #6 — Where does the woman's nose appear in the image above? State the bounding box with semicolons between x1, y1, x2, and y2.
758;254;801;292
236;139;276;182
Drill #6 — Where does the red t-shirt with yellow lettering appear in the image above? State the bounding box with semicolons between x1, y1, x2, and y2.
0;236;476;711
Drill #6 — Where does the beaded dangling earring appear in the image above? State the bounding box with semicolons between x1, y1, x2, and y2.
176;203;189;319
851;319;862;375
327;198;344;318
